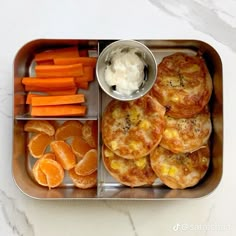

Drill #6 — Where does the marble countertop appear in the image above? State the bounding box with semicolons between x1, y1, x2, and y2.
0;0;235;235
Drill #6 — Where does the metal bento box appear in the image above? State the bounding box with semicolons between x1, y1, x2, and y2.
12;39;223;199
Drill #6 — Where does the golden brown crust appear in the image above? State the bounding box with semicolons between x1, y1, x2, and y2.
160;106;212;153
150;146;210;189
102;95;166;159
102;145;157;187
152;53;212;118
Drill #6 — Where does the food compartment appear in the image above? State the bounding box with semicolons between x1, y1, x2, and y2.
98;40;223;199
13;119;99;199
14;39;99;119
13;39;100;199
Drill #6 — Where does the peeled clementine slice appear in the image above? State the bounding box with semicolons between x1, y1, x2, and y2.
82;120;98;148
49;120;60;130
69;168;97;189
41;152;56;160
33;158;64;189
24;120;55;136
71;136;92;159
39;159;64;188
33;159;48;187
50;140;76;170
75;149;97;176
28;133;53;158
55;120;83;140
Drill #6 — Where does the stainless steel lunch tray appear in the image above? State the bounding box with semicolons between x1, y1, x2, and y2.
13;39;223;199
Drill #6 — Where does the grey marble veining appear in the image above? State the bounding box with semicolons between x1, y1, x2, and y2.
149;0;236;52
0;189;34;236
103;201;139;236
203;204;215;236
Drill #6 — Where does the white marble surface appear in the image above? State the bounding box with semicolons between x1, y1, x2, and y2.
0;0;235;235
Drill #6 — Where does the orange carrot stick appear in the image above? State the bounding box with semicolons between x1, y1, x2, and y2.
76;82;89;90
35;47;79;62
22;77;76;89
75;66;94;83
46;88;77;96
26;89;79;103
75;76;90;83
36;60;54;65
25;85;77;92
31;94;85;106
31;105;87;116
53;57;97;67
26;93;44;104
79;49;88;57
84;66;94;81
35;64;84;77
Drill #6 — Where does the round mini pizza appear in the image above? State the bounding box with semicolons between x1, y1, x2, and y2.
152;52;212;118
150;145;210;189
102;95;166;159
160;106;212;153
102;145;157;187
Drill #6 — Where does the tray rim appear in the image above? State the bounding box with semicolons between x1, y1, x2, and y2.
12;38;223;200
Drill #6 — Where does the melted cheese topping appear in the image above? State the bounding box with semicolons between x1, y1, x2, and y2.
102;95;166;159
150;146;210;189
160;107;212;153
102;145;157;187
152;53;212;118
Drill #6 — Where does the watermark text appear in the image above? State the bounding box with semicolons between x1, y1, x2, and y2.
173;223;231;232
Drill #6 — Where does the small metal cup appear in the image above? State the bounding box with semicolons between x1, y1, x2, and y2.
96;40;157;101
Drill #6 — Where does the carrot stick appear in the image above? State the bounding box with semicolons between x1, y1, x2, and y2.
26;89;79;103
25;85;77;92
53;57;97;67
74;76;90;83
76;82;89;90
22;77;76;89
75;66;94;83
84;66;94;81
36;60;54;65
46;88;77;95
26;93;44;104
35;64;83;77
31;105;87;116
31;94;85;106
35;47;79;62
79;49;88;57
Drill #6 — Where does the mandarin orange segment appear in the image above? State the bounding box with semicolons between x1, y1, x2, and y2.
32;159;48;186
41;152;56;160
28;133;53;158
24;120;55;136
39;159;64;189
49;120;60;130
75;149;97;176
69;168;97;189
55;120;83;140
50;140;76;170
71;136;92;159
32;158;64;188
82;120;98;148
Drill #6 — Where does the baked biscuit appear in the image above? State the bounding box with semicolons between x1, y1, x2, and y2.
150;146;210;189
102;95;166;159
152;53;212;118
102;145;157;187
160;106;212;153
